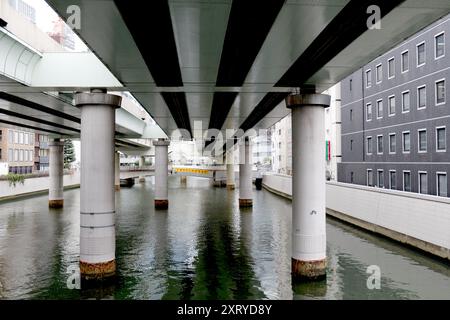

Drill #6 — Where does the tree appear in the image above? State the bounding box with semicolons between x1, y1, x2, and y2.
64;139;76;169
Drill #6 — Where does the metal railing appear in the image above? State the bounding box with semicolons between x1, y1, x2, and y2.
119;166;154;172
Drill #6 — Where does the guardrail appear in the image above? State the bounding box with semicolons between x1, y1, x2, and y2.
119;166;154;172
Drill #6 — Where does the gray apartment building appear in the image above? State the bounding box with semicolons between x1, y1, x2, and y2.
338;14;450;197
34;133;49;172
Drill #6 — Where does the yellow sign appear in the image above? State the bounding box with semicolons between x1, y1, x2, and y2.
174;168;209;175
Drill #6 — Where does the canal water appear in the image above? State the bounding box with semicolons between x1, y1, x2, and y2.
0;176;449;299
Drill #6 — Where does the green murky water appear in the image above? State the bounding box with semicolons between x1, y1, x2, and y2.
0;176;449;299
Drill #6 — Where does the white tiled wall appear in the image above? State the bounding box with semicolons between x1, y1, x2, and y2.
0;171;80;199
263;174;450;250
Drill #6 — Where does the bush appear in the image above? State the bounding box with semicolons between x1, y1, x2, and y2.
0;170;74;185
6;173;25;187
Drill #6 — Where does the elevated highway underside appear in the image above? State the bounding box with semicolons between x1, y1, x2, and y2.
42;0;450;140
0;0;450;286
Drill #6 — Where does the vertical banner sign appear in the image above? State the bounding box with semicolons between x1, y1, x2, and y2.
326;141;331;161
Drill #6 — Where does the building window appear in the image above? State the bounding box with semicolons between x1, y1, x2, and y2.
377;135;383;154
14;131;18;144
24;133;28;145
365;69;372;88
388;57;395;79
436;126;446;152
278;142;281;148
417;42;425;66
8;148;12;162
389;170;396;190
401;50;409;73
19;132;23;144
402;90;410;113
376;99;383;119
350;109;353;121
367;169;373;187
366;136;373;155
376;63;382;83
435;32;445;59
389;133;396;154
14;149;18;161
39;149;49;157
418;171;428;194
418;129;427;153
19;149;23;162
350;172;354;183
349;78;352;91
366;103;372;121
435;79;445;105
402;131;411;153
350;139;353;151
278;129;281;135
403;171;411;192
377;170;384;188
437;172;447;197
388;95;395;116
417;85;426;110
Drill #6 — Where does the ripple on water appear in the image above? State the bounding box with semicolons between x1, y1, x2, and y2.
0;179;449;299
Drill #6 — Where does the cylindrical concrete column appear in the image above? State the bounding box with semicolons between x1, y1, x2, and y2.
115;151;120;191
286;93;330;281
226;164;235;190
48;139;64;208
139;156;145;182
239;138;252;207
226;149;235;190
76;89;121;282
153;139;170;209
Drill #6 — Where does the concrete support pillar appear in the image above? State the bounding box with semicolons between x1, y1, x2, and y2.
153;139;170;209
139;156;145;182
48;139;64;208
76;89;121;282
226;150;235;190
226;164;235;190
239;138;252;207
114;151;120;191
286;93;330;281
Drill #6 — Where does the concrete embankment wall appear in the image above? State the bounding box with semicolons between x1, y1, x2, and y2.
262;173;450;261
0;172;80;201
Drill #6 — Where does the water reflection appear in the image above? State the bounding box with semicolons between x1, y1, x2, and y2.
292;279;327;299
0;176;449;299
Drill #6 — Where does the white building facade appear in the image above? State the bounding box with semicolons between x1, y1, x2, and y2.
267;84;340;178
324;83;342;181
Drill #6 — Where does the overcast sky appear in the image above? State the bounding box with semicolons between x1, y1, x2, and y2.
23;0;57;32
